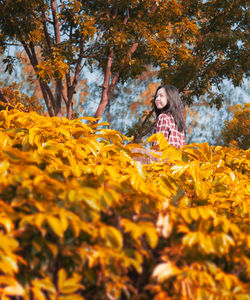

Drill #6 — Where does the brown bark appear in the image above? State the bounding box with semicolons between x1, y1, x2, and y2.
22;41;56;116
94;7;136;119
55;79;62;115
66;101;73;120
94;40;138;119
94;49;114;118
51;0;63;117
51;0;61;45
42;10;52;52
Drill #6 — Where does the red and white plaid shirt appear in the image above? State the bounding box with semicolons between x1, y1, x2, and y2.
153;112;186;149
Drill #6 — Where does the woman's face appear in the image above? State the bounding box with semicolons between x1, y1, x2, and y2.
155;88;168;109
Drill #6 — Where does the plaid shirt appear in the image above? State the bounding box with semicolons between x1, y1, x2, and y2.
153;112;186;149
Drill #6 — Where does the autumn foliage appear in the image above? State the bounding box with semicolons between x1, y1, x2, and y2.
0;107;249;299
0;82;45;115
221;103;250;150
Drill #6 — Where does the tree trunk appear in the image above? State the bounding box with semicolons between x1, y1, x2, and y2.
94;49;114;118
66;101;73;120
55;79;62;116
94;41;138;119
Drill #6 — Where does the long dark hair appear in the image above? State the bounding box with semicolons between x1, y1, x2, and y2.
153;85;185;132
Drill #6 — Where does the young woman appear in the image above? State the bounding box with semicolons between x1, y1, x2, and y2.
153;84;186;149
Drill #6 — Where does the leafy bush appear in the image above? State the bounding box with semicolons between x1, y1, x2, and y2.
0;82;45;114
0;107;249;299
221;103;250;150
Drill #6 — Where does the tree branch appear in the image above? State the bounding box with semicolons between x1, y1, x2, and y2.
22;42;36;67
108;41;139;96
50;0;63;115
95;38;139;119
29;42;39;65
38;80;55;116
22;41;56;114
94;49;114;118
61;85;69;105
42;10;52;52
51;0;61;45
70;37;85;100
55;79;62;115
123;8;130;25
0;43;23;47
133;109;155;142
44;13;53;24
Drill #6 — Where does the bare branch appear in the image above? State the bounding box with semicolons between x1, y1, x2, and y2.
59;19;66;26
0;43;23;47
44;13;53;24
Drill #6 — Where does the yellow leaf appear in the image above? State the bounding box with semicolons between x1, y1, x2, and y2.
139;221;159;248
181;209;192;224
0;216;13;233
57;127;71;139
3;282;24;296
59;209;69;232
152;262;180;282
47;216;64;238
32;277;56;294
156;213;173;238
120;219;143;240
58;269;67;291
35;213;45;230
32;287;47;300
58;295;84;300
58;271;84;295
189;208;199;221
0;276;17;286
182;232;198;247
100;226;123;249
198;207;210;220
46;242;58;258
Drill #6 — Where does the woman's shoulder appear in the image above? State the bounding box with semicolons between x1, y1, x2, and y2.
158;112;174;122
158;112;171;119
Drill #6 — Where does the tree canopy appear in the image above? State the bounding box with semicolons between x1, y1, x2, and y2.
0;0;248;119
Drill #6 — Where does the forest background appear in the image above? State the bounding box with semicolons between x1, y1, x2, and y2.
0;0;249;146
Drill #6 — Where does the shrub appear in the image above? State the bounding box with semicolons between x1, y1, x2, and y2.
0;108;249;299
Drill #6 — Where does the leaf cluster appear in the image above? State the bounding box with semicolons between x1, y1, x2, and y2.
0;83;45;114
0;108;249;299
221;103;250;150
